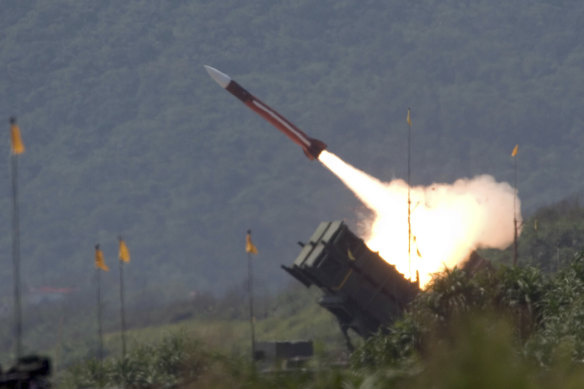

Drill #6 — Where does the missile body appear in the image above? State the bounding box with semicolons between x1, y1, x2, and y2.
205;65;327;160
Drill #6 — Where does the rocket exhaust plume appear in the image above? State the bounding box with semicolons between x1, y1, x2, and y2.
318;150;521;288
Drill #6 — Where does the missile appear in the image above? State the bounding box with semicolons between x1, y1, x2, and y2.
204;65;327;160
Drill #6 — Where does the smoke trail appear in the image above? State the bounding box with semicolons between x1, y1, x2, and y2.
318;150;520;287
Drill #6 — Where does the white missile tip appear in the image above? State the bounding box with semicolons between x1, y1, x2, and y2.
204;65;231;88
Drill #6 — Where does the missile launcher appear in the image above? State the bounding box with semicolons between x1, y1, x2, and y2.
283;221;419;349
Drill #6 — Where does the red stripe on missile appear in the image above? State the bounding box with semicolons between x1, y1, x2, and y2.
204;65;327;160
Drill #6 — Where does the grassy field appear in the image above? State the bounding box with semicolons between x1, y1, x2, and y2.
4;282;354;379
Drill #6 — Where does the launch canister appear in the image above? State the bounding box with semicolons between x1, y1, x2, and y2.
204;65;327;160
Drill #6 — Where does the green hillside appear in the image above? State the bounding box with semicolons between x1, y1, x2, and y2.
2;198;582;377
60;243;584;388
0;0;583;337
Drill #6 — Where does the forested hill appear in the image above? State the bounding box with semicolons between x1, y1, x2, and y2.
0;1;582;304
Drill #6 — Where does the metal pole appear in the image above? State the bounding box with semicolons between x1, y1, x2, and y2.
407;109;412;279
11;154;23;360
97;268;104;361
247;252;256;361
513;155;518;266
119;258;127;360
119;257;127;388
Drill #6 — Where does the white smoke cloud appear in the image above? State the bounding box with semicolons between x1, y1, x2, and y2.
318;150;521;286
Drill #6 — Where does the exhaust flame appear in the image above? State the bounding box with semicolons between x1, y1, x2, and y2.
318;150;521;288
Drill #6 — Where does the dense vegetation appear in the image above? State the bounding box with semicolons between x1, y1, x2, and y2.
59;250;584;388
0;198;579;388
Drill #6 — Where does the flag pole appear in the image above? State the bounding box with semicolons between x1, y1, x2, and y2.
10;117;24;360
11;142;23;361
95;245;104;361
11;153;23;359
513;153;519;266
247;250;256;361
119;255;126;358
118;237;127;361
406;108;412;280
118;255;126;388
245;229;257;361
513;149;518;266
97;267;104;360
117;237;130;389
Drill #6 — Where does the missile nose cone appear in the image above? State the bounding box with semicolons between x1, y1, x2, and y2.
204;65;231;88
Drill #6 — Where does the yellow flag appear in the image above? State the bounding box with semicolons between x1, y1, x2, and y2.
406;108;412;127
119;238;130;262
245;230;258;254
10;117;25;155
95;245;109;271
511;144;518;157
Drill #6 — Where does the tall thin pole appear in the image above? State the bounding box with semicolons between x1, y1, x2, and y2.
119;258;127;360
96;266;104;361
407;108;412;279
247;252;256;361
11;153;23;360
513;153;518;266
